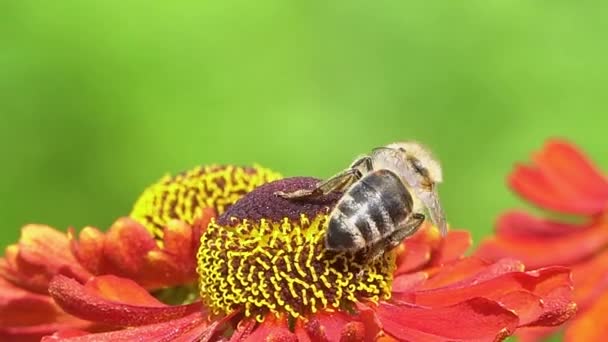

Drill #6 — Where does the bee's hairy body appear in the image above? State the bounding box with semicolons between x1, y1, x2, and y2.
326;169;416;251
276;141;446;262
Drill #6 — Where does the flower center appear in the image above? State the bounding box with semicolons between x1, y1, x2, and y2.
130;165;282;239
196;178;395;322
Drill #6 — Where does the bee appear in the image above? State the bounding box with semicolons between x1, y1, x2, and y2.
276;141;446;261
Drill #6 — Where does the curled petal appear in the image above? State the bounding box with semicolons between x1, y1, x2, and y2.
571;249;608;311
102;218;159;276
495;211;583;238
395;226;469;275
392;271;429;295
49;275;201;326
414;265;574;327
430;230;472;265
245;316;297;341
69;227;106;275
376;298;518;341
1;225;91;292
41;311;211;342
564;290;608;342
83;275;165;306
509;139;608;214
394;243;431;275
71;213;214;290
477;214;608;269
422;258;524;290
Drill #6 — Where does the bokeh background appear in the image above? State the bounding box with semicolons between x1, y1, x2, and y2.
2;1;608;252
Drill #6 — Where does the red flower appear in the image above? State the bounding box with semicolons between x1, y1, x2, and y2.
476;139;608;341
0;165;280;341
1;163;576;341
15;176;572;341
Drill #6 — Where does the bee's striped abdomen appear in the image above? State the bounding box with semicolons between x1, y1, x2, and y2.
325;169;413;251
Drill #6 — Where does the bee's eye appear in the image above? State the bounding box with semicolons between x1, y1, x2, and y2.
411;159;425;175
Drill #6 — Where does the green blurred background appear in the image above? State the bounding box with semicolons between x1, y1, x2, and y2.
2;1;608;250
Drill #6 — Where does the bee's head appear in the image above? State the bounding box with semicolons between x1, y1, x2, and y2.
373;141;447;236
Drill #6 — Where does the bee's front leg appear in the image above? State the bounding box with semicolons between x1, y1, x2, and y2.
275;156;372;200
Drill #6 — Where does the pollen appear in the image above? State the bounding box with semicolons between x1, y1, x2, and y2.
196;178;395;322
130;165;282;239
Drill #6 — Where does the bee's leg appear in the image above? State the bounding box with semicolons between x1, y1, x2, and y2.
275;156;372;200
349;155;374;173
385;213;425;251
362;213;425;265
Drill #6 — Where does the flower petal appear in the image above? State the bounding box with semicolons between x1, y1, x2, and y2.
422;258;524;290
376;298;518;341
571;249;608;311
228;319;256;341
495;211;583;238
414;266;574;326
72;216;209;290
564;289;608;342
431;230;472;265
392;271;428;294
244;316;297;342
102;218;158;276
393;243;431;275
477;216;608;269
0;276;94;342
41;311;210;342
84;275;165;306
49;275;201;326
509;140;608;214
1;225;92;292
69;227;107;275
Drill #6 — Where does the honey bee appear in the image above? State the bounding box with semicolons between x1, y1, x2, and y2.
276;141;446;261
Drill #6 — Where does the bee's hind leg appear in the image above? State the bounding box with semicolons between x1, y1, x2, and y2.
275;156;372;200
362;213;425;265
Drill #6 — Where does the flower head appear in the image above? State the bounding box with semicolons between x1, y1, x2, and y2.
1;163;577;341
0;165;280;341
477;139;608;341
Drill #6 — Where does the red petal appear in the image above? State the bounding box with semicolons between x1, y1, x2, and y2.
392;271;428;295
0;273;94;341
42;329;89;340
477;218;608;269
515;326;560;342
422;258;524;290
228;319;256;341
49;275;201;326
564;289;608;342
355;302;385;342
535;140;608;201
494;290;543;326
84;275;165;306
313;311;350;342
244;316;297;342
430;230;472;265
376;298;518;341
0;276;59;326
571;249;608;311
70;227;107;275
394;243;431;275
1;226;92;292
415;266;574;327
509;140;608;215
102;218;157;276
84;217;202;290
495;211;582;238
41;311;209;342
